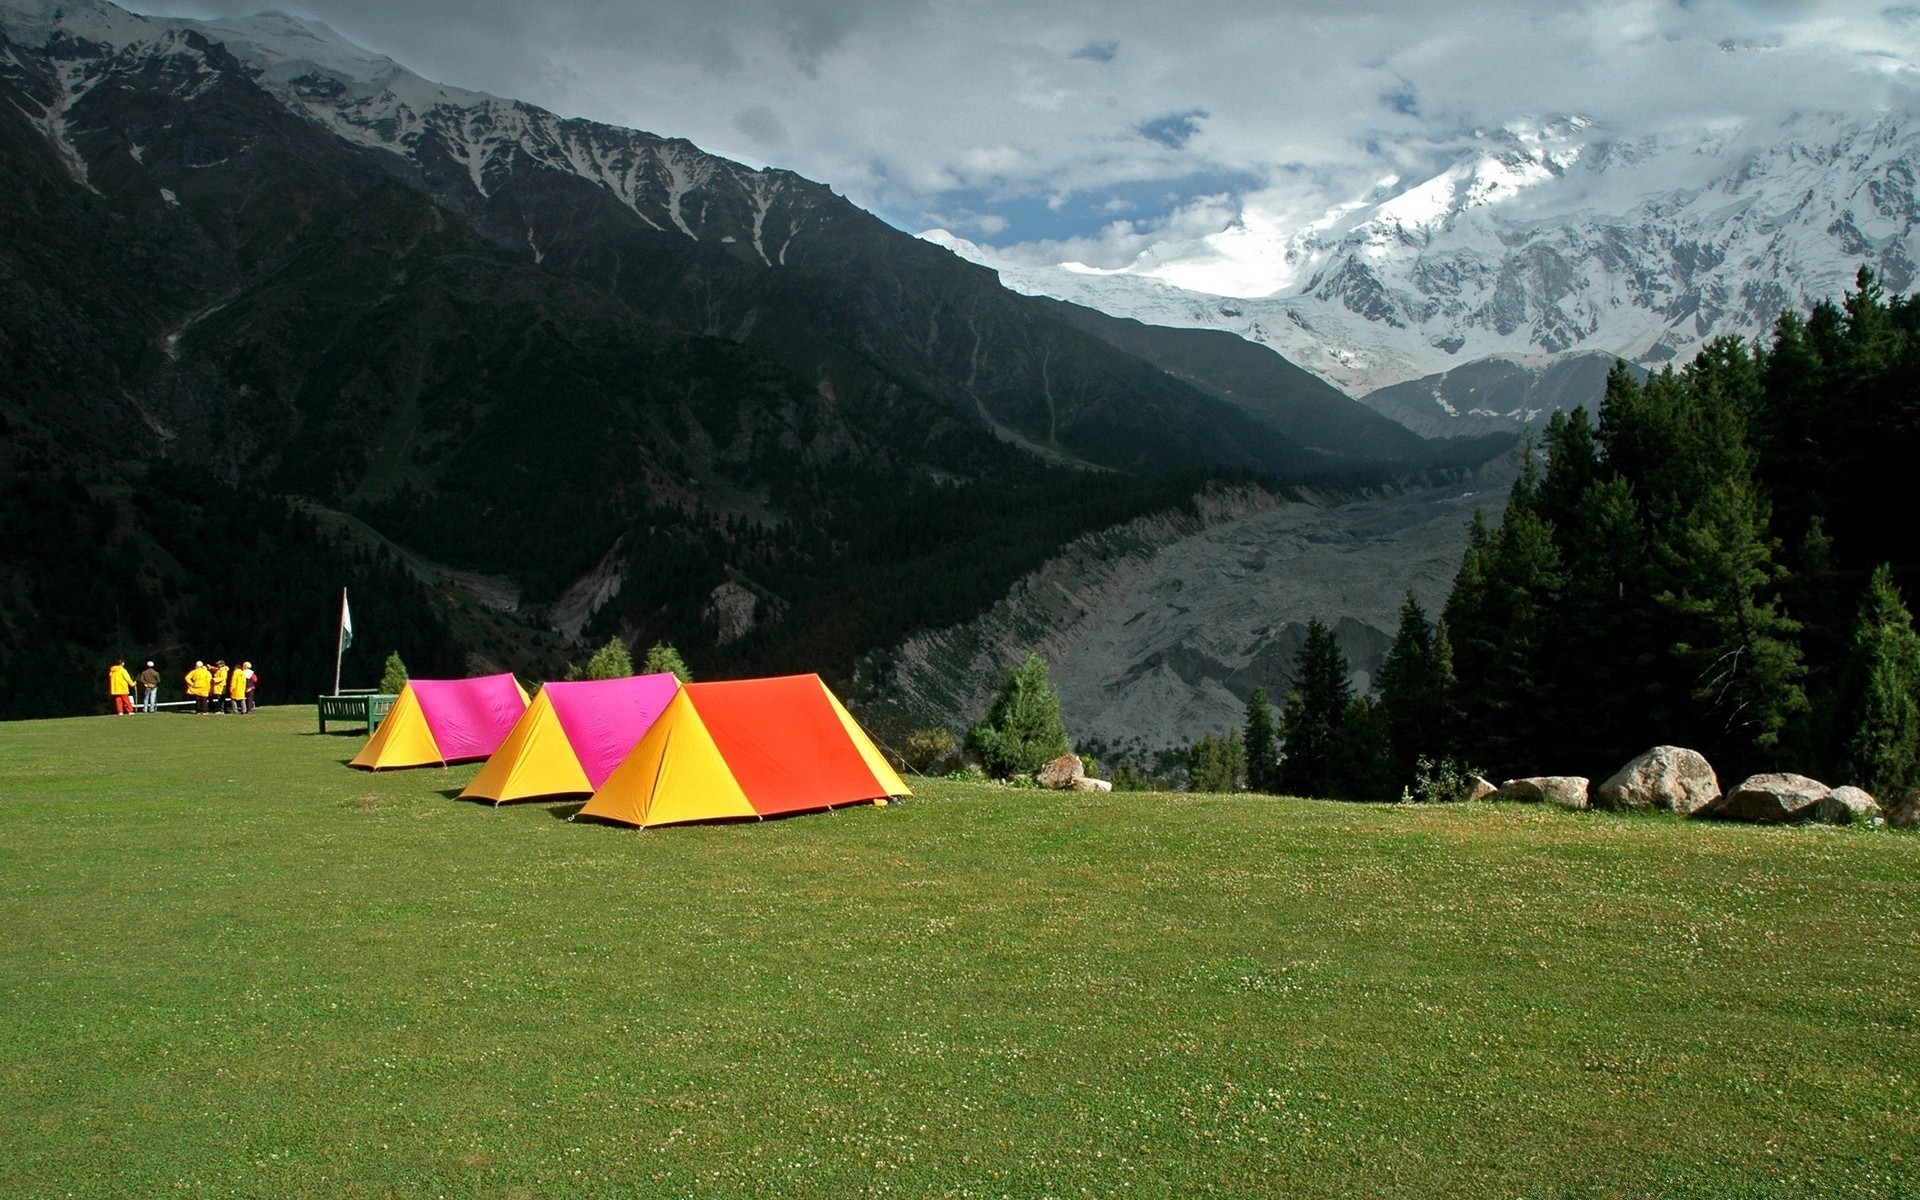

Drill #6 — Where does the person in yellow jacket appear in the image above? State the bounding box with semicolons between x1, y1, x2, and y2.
227;660;249;714
210;662;230;714
185;660;213;715
107;659;134;715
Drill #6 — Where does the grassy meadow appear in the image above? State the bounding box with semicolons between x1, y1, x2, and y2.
1;706;1915;1198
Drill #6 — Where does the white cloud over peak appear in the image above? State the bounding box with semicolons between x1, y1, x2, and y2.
129;0;1920;290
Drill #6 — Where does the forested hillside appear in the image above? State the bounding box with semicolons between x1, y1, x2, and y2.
1322;270;1920;794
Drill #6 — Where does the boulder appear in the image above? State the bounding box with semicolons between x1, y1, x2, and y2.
1489;776;1590;809
1886;789;1920;828
1817;785;1882;825
1071;777;1114;793
1717;773;1830;823
1036;754;1085;790
1594;746;1721;815
1466;775;1499;802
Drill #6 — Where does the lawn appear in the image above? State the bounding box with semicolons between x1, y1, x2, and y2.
1;707;1915;1198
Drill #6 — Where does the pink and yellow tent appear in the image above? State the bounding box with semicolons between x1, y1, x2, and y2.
459;673;682;804
349;674;530;770
575;674;910;828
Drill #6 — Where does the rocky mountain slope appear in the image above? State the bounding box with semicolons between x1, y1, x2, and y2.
858;460;1515;756
937;109;1920;431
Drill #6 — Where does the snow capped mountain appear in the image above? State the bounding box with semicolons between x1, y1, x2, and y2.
935;110;1920;401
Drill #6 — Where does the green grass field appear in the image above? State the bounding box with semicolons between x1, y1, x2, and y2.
2;707;1915;1198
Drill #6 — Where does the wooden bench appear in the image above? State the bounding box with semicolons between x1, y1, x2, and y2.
317;693;398;733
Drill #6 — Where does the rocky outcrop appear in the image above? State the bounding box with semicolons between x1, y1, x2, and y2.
1818;786;1882;825
1594;746;1722;815
1718;774;1830;823
1489;776;1590;809
1037;754;1085;790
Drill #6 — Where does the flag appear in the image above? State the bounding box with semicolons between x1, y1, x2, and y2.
340;591;354;651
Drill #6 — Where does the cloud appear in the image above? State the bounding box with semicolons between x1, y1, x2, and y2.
733;104;788;147
125;0;1920;268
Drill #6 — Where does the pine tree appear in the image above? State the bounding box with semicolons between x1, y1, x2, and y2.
1277;617;1351;797
1243;686;1280;793
584;636;634;680
1840;564;1920;796
967;652;1072;778
1659;476;1806;769
1377;590;1451;784
642;642;692;683
379;652;408;695
1329;696;1395;800
1188;730;1246;794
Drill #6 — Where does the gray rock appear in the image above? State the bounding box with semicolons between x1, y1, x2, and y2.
1466;775;1498;802
1595;746;1721;814
1818;786;1882;825
1036;754;1085;790
1490;776;1590;809
1071;777;1114;793
1718;773;1830;823
1887;789;1920;829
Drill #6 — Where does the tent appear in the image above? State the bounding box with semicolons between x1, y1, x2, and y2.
575;674;910;828
348;674;530;770
458;673;682;804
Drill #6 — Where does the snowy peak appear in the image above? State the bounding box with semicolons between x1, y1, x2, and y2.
974;108;1920;404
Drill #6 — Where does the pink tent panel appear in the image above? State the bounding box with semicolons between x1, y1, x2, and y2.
543;672;682;789
409;674;529;763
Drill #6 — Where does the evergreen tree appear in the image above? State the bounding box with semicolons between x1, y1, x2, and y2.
1376;590;1453;783
379;652;409;695
1277;617;1351;797
967;652;1072;778
1454;442;1565;777
1244;686;1280;793
642;641;692;682
1187;730;1246;794
584;636;634;680
1839;565;1920;796
1329;696;1395;801
1658;475;1806;770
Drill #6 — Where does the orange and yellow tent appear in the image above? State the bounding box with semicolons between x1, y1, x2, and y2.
575;674;909;828
349;674;530;770
459;673;681;804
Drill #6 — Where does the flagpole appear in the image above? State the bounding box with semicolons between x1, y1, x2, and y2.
334;587;347;696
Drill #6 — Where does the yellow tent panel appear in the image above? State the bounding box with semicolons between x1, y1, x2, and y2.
459;688;592;803
576;690;757;828
823;683;911;798
348;686;441;770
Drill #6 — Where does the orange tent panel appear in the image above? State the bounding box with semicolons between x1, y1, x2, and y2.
575;674;909;829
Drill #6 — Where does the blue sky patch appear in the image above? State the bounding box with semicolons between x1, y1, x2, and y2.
1136;110;1209;149
891;168;1261;244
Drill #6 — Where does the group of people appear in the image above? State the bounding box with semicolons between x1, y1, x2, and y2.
107;659;260;715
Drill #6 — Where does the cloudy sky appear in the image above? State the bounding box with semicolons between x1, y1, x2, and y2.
131;0;1920;274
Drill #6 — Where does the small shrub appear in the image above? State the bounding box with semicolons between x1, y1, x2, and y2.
1404;755;1486;804
379;652;409;695
904;727;958;774
642;642;692;683
584;637;634;680
966;652;1071;778
943;765;987;785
